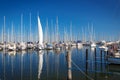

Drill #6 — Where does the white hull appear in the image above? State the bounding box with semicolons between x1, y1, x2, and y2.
17;42;27;50
37;44;44;50
45;44;53;50
71;43;76;46
7;43;16;51
99;46;108;51
90;43;96;48
113;52;120;58
27;43;33;49
55;47;60;50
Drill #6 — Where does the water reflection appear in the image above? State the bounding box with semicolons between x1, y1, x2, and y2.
20;51;24;80
8;51;16;56
38;50;44;80
30;50;32;80
55;50;60;80
91;47;95;52
45;50;49;79
0;47;120;80
3;52;6;80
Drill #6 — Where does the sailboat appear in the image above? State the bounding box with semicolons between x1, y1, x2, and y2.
90;24;96;48
36;16;44;50
44;19;53;50
7;23;16;51
7;42;16;51
54;17;61;50
27;13;34;49
99;40;108;51
90;42;96;48
17;14;26;51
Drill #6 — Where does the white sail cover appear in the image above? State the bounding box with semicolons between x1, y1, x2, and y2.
38;16;43;47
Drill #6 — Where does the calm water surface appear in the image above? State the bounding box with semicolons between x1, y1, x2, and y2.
0;47;120;80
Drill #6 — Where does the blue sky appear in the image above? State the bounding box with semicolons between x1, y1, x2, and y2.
0;0;120;40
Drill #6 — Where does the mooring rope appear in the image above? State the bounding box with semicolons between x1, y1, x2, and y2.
71;60;94;80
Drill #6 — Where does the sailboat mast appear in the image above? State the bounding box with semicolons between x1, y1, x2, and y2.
30;13;31;42
56;16;59;43
21;14;23;42
51;20;53;43
8;29;9;42
3;16;5;43
11;23;14;42
46;19;48;43
91;23;94;42
70;22;72;42
2;27;3;43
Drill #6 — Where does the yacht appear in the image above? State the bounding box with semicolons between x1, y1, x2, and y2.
7;42;16;51
90;42;96;48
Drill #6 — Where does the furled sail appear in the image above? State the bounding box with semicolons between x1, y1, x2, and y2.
38;16;43;47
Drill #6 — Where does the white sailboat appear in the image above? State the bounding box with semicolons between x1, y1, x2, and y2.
63;27;69;49
27;13;34;49
17;14;26;50
54;17;61;50
99;45;108;51
44;19;53;50
90;24;96;48
99;41;108;51
7;23;16;51
91;42;96;47
37;16;44;50
7;42;16;51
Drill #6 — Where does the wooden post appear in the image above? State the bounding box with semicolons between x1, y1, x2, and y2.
100;50;103;71
100;50;102;62
86;49;88;60
107;51;108;56
94;48;96;61
106;51;109;60
86;49;88;74
94;48;96;54
66;50;72;80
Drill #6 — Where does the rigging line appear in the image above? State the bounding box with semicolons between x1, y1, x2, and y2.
71;60;94;80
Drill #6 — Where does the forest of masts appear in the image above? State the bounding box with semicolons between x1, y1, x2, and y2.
0;15;119;44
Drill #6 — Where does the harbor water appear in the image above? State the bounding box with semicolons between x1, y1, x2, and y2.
0;46;120;80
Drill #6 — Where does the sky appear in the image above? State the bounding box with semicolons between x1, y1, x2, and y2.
0;0;120;41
